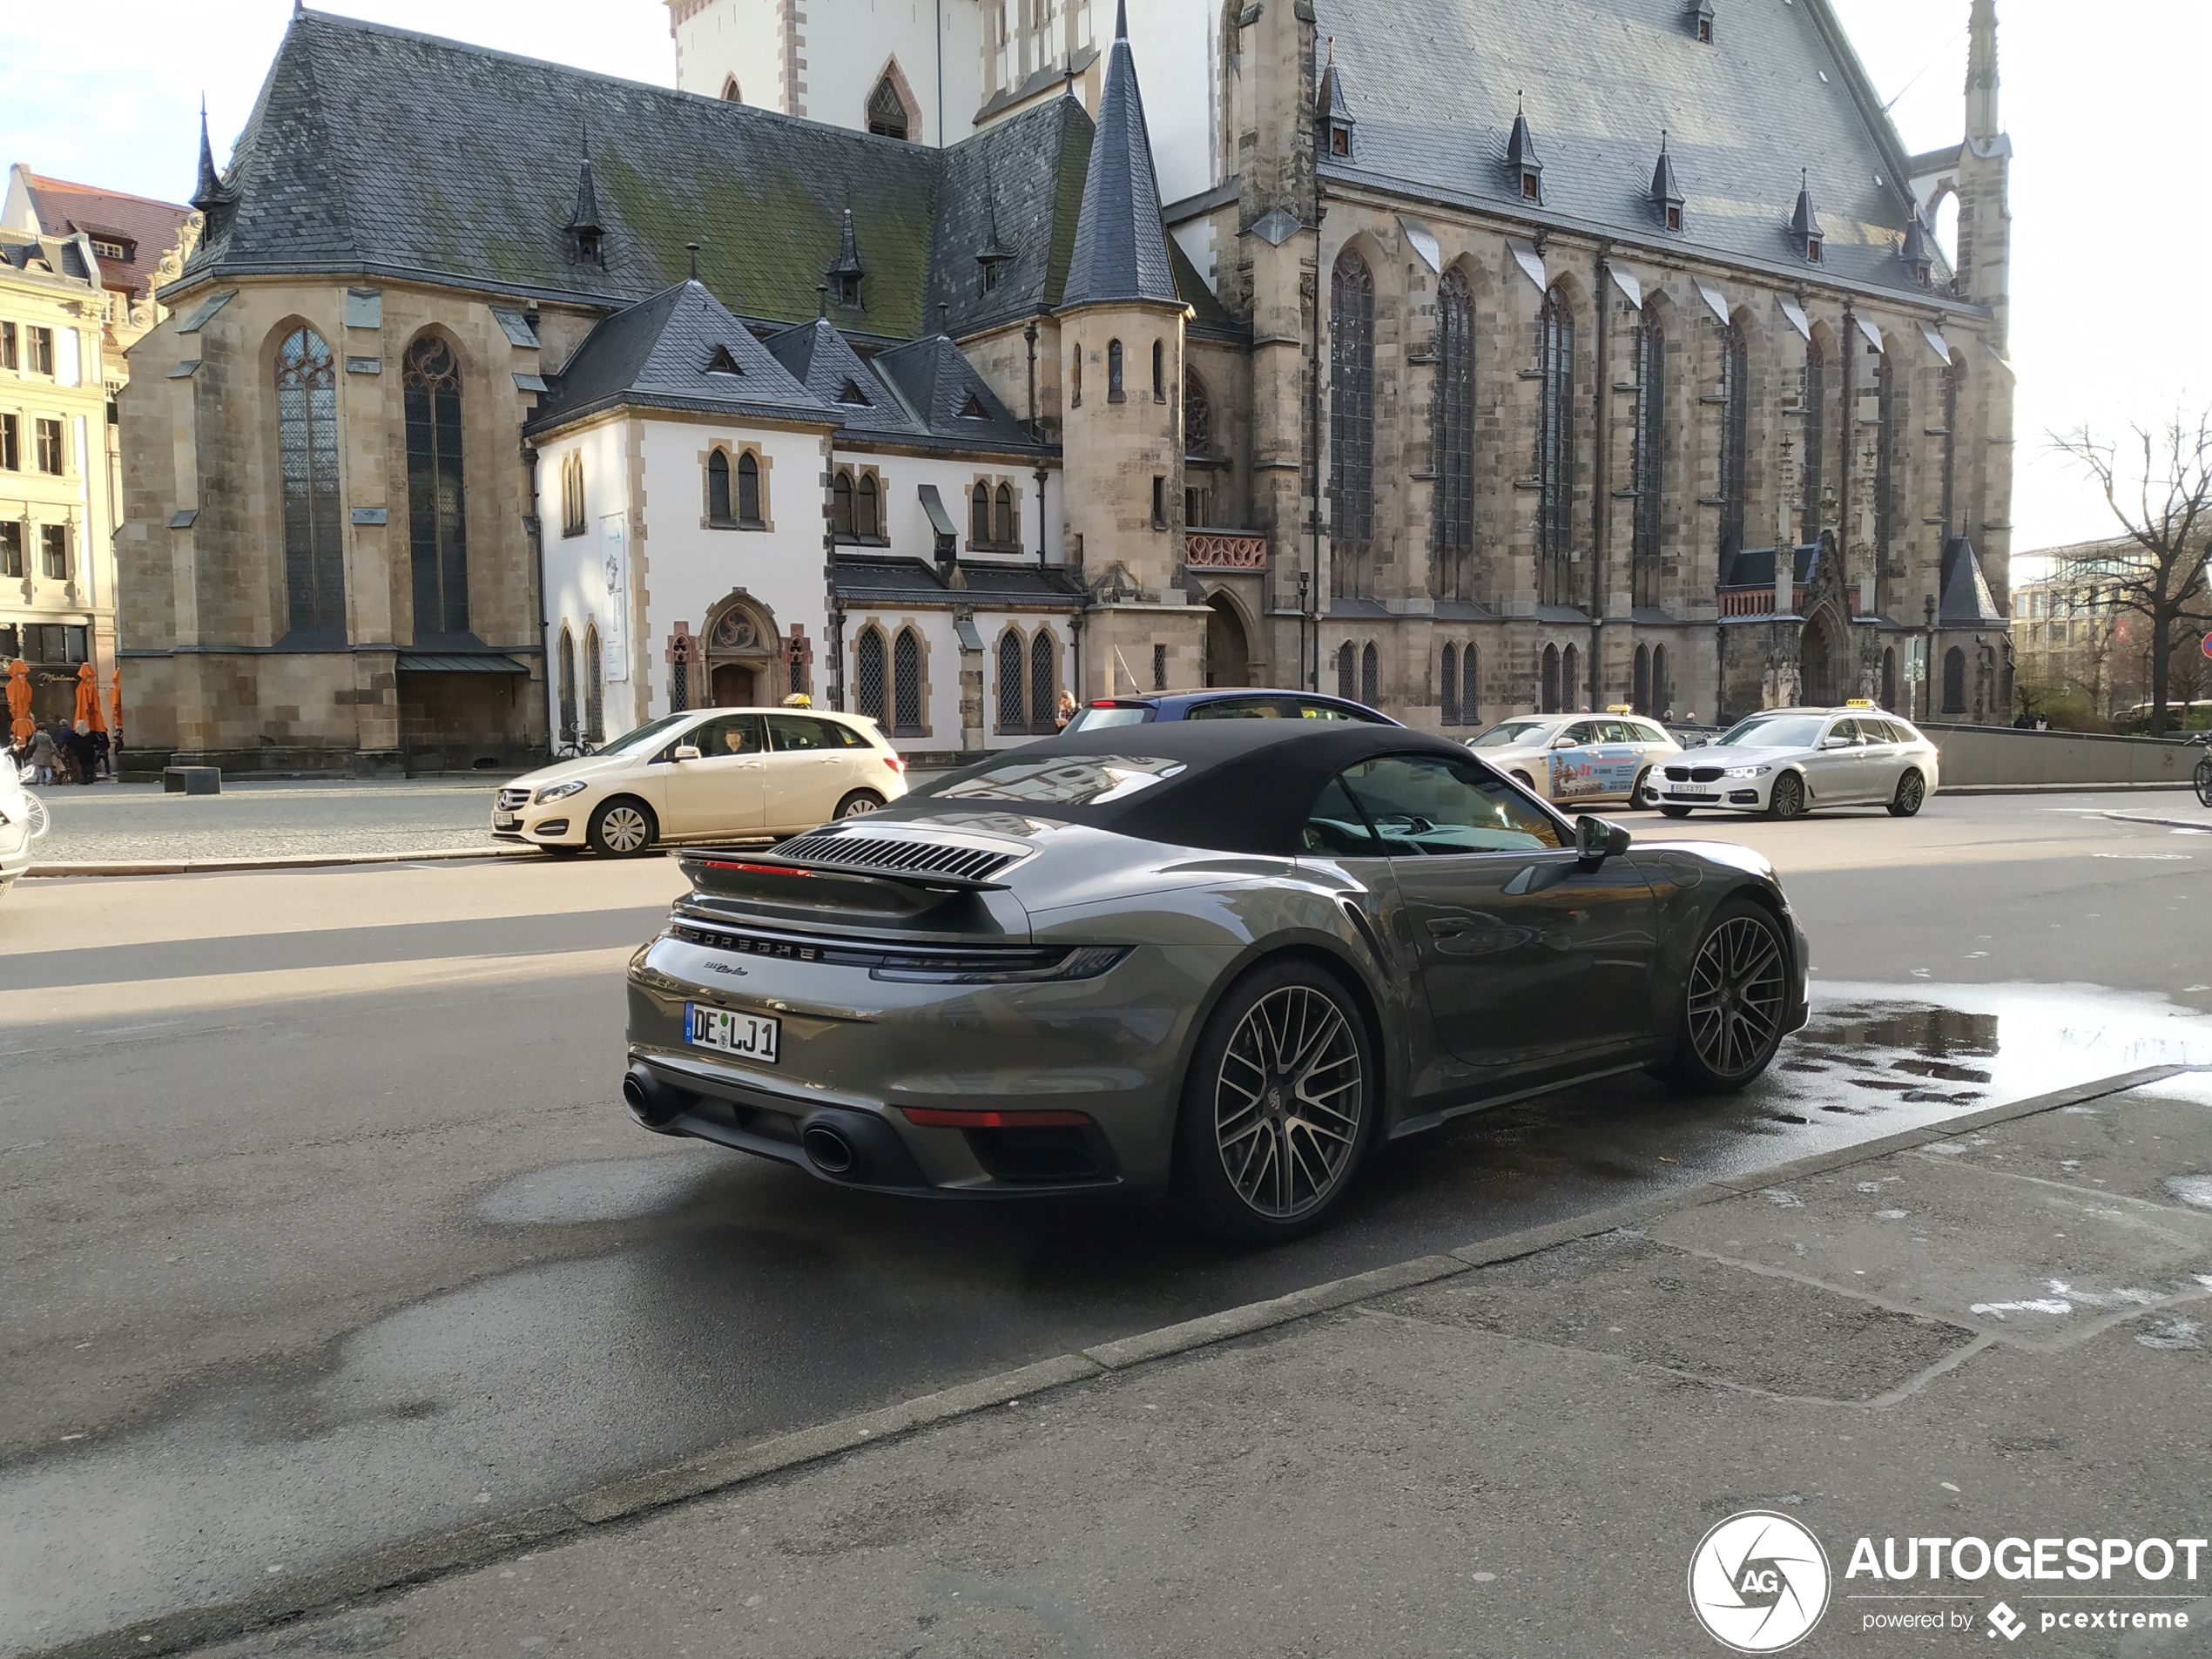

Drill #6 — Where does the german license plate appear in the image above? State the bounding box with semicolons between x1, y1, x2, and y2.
686;1003;780;1064
1670;791;1719;803
493;812;521;831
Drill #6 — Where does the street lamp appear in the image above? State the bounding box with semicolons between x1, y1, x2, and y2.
1296;570;1312;692
1922;592;1937;722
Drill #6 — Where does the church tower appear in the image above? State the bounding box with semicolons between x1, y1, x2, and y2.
1058;3;1200;698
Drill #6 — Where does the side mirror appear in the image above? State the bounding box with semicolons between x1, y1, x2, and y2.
1551;735;1578;751
671;745;703;762
1575;814;1632;864
1820;735;1852;751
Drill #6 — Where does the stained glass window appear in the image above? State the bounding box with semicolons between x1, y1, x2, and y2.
583;623;604;739
1329;249;1375;598
276;325;345;638
1029;631;1055;732
737;451;761;523
1359;641;1379;706
1719;318;1750;563
893;628;923;734
997;629;1024;731
403;333;469;637
707;450;732;523
1434;268;1476;600
1537;287;1575;608
855;627;887;725
1801;338;1825;542
1184;373;1211;456
1632;304;1666;596
1460;644;1479;725
1440;642;1460;725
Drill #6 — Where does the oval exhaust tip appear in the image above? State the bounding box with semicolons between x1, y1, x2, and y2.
801;1125;857;1176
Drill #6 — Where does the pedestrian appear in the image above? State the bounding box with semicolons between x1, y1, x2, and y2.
68;720;98;786
1662;706;1676;723
27;722;57;786
1054;688;1077;732
91;725;111;779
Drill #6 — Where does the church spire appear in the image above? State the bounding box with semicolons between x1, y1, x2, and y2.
1966;0;2000;143
1058;1;1177;308
191;99;231;215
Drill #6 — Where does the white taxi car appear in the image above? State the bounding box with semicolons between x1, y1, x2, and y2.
1654;703;1939;821
495;707;907;856
1464;710;1681;807
0;763;43;898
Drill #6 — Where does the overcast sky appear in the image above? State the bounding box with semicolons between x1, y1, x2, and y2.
3;0;2203;555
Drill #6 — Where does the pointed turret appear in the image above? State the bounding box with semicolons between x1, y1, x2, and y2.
1967;0;2000;143
826;206;866;308
190;101;232;215
1789;169;1823;261
1649;132;1684;231
1315;38;1355;160
1506;95;1542;202
976;158;1015;291
563;151;604;266
1058;0;1177;309
1900;211;1934;287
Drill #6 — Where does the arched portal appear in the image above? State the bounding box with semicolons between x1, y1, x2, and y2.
703;594;778;708
1799;605;1846;707
1203;593;1251;688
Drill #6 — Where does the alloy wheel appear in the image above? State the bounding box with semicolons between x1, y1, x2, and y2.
2195;756;2212;811
840;795;880;817
1768;774;1805;820
1686;915;1787;1082
1213;984;1365;1222
1895;772;1925;815
598;805;651;854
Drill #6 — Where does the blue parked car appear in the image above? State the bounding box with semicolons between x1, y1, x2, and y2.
1062;688;1400;734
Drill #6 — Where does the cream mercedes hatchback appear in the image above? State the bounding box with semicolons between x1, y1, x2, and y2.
494;708;907;856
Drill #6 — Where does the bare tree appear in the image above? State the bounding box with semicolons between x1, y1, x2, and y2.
2050;409;2212;736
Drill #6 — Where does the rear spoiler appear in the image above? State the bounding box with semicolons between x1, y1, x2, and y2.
677;848;1009;895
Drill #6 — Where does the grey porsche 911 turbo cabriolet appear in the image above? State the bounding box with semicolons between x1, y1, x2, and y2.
622;722;1811;1239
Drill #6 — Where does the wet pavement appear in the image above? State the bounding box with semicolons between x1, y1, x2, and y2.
3;795;2211;1654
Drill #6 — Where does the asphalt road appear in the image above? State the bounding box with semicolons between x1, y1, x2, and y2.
3;792;2210;1654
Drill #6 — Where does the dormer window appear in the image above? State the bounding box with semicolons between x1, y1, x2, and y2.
837;378;872;407
90;238;131;261
573;227;604;266
1790;172;1824;264
959;392;990;421
1690;0;1716;43
1650;135;1685;234
867;74;911;141
1804;233;1824;264
1520;169;1541;203
833;273;861;309
1315;44;1356;162
1507;100;1543;205
705;344;744;375
1666;205;1683;232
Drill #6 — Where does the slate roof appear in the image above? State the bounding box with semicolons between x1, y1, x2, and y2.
765;317;913;435
871;334;1040;451
527;280;827;430
832;555;1085;608
1939;535;2006;626
185;10;1111;342
19;175;192;302
1058;7;1179;309
1311;0;1951;300
0;230;95;286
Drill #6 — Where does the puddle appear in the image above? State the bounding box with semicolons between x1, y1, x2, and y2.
476;1155;718;1224
1772;983;2212;1123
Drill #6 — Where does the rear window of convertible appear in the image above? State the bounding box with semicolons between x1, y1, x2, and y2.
919;756;1188;807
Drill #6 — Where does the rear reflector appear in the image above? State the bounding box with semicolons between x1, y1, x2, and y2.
900;1107;1093;1130
883;754;906;772
703;860;813;877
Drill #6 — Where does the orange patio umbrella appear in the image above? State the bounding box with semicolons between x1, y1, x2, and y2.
5;661;30;745
74;663;106;732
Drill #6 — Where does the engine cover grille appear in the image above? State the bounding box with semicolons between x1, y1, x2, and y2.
769;830;1019;884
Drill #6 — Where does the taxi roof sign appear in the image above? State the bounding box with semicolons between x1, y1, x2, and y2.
1605;705;1634;715
1844;698;1876;709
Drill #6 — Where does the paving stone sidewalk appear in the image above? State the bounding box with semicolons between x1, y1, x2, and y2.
131;1070;2212;1659
28;779;503;865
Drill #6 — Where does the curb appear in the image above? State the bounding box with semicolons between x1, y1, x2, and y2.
1944;781;2197;796
24;846;544;878
2096;811;2212;835
32;1062;2192;1659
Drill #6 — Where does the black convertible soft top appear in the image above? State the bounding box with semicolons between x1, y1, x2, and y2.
882;723;1490;854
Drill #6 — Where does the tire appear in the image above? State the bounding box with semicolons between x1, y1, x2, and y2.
1511;770;1536;792
1887;770;1927;818
1661;898;1792;1093
1174;960;1376;1243
834;789;885;819
587;797;658;858
1659;804;1694;819
1766;772;1807;821
1629;767;1653;810
540;843;587;858
2195;755;2212;811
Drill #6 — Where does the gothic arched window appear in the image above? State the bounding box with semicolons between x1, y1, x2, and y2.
867;74;910;140
736;450;761;523
1634;644;1652;716
1562;643;1581;709
1150;339;1164;401
1801;336;1826;542
1440;642;1460;725
1359;641;1379;707
1873;345;1896;561
1107;339;1125;402
995;482;1017;548
856;473;880;539
556;627;577;745
1541;643;1561;713
855;626;888;725
1184;372;1211;457
1461;644;1480;726
1329;248;1376;598
996;628;1024;732
1652;644;1669;715
1943;645;1966;714
583;622;604;739
707;449;733;524
1719;316;1750;561
832;470;855;538
1536;287;1575;609
1070;345;1082;408
402;334;469;637
1336;642;1355;702
1882;646;1898;711
275;324;346;639
1939;363;1960;538
893;627;924;733
970;481;991;543
1028;631;1055;732
1433;267;1476;599
1631;304;1665;597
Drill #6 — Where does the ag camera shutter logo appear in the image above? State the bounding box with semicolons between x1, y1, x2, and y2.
1689;1511;1833;1652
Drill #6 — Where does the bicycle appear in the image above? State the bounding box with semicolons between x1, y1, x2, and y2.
552;736;599;761
2194;733;2212;810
